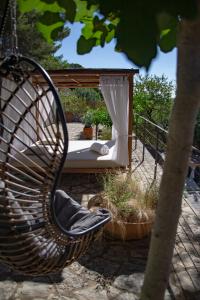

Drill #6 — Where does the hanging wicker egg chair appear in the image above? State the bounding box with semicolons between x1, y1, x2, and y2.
0;0;110;275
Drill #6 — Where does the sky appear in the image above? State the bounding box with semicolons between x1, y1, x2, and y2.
57;23;177;83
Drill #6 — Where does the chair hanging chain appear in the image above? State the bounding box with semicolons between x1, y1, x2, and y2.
0;0;18;56
0;0;10;40
10;0;18;54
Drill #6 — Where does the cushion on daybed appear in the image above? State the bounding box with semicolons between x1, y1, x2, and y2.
65;140;120;168
12;140;125;169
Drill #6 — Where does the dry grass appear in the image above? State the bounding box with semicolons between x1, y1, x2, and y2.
101;172;159;223
99;127;112;140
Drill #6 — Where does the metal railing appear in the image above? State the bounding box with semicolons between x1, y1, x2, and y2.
133;114;168;180
133;114;200;182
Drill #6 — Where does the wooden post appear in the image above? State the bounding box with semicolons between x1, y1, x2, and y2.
36;101;40;140
128;74;133;169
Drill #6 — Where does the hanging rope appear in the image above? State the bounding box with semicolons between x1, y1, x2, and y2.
0;0;10;39
0;0;10;57
0;0;18;57
10;0;18;54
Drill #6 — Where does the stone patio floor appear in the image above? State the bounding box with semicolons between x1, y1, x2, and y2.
0;124;200;299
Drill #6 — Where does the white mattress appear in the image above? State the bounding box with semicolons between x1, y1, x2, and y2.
12;140;122;170
65;140;120;168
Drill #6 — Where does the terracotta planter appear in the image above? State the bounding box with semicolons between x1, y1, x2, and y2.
83;126;93;139
105;220;153;240
65;112;73;122
88;195;154;240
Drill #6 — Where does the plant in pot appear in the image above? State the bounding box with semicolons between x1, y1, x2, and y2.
88;172;158;240
90;108;112;139
82;110;94;139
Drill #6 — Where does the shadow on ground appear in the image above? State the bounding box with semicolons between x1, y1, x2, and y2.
59;173;104;203
0;262;63;283
78;236;150;279
0;236;150;284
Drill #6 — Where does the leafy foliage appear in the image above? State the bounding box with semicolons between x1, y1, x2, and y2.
59;87;107;123
60;89;88;117
102;172;158;222
90;108;112;127
16;10;69;62
17;11;55;60
18;0;197;68
82;109;94;126
83;0;197;68
134;75;174;129
99;127;112;140
82;107;112;127
40;54;69;69
75;87;102;105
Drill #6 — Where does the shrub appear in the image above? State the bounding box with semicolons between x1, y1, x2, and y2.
82;110;94;127
59;89;88;118
99;127;112;140
82;108;112;127
101;172;158;223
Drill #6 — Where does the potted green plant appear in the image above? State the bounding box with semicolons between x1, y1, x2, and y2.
90;108;112;139
88;172;158;240
82;110;94;139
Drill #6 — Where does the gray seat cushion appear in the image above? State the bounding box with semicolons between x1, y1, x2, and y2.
54;190;110;234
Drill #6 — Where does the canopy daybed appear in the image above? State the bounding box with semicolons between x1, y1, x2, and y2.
32;68;139;173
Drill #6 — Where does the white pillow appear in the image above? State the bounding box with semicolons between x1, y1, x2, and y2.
90;142;109;156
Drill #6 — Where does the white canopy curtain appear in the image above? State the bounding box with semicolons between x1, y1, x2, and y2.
0;79;54;161
100;76;129;166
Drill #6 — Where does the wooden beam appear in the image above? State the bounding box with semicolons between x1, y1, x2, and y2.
46;68;139;76
128;74;134;169
48;84;99;88
32;68;139;88
61;166;127;174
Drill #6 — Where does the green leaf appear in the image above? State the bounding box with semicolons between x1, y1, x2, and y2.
105;28;115;43
57;0;76;22
93;31;103;40
82;20;94;39
77;36;96;54
116;13;158;69
157;13;177;52
81;15;115;49
39;11;63;25
37;20;64;43
157;13;175;31
41;0;56;3
74;0;98;21
18;0;63;13
51;25;65;40
100;33;105;47
159;28;177;52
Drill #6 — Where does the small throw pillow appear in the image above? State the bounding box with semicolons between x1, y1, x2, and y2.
90;142;109;156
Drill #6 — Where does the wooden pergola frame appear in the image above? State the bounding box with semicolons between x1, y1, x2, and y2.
33;68;139;172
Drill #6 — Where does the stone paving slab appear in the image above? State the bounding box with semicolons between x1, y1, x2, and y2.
0;238;158;300
67;123;84;141
133;139;200;299
0;171;176;300
0;126;199;299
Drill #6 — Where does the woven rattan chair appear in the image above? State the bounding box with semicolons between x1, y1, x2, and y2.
0;54;111;275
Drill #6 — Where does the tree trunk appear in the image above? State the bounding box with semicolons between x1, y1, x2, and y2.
141;10;200;300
